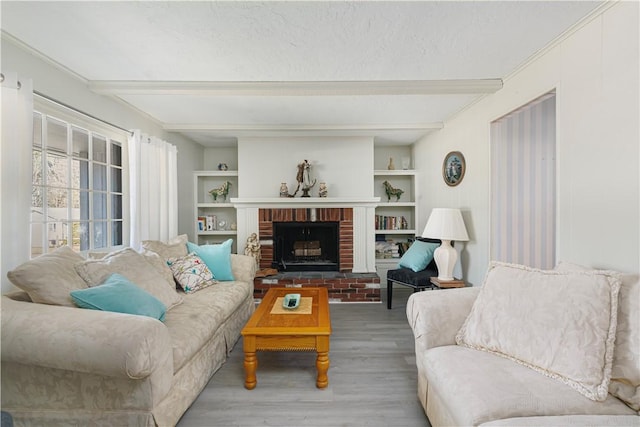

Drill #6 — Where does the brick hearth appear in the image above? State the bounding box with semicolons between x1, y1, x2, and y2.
253;271;381;302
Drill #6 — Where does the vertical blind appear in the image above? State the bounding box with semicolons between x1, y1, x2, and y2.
490;92;556;269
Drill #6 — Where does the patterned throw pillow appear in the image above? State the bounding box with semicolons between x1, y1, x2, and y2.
167;253;218;294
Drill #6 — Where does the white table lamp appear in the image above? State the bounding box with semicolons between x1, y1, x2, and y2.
422;208;469;281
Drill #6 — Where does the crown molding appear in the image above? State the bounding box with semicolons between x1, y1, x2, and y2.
1;30;89;84
89;79;503;96
504;1;617;83
164;123;443;132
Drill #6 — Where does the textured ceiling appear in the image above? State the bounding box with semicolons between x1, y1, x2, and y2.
2;1;602;146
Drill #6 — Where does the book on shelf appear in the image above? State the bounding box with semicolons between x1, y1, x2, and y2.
375;215;409;231
375;240;401;259
375;237;417;259
197;215;217;231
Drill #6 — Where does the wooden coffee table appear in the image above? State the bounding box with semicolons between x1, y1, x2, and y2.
241;287;332;389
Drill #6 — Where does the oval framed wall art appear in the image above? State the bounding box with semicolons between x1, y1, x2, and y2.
442;151;466;187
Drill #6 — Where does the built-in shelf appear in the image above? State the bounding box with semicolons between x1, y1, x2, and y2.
197;231;238;236
373;169;416;175
196;203;235;208
375;230;416;235
194;171;239;250
373;168;417;267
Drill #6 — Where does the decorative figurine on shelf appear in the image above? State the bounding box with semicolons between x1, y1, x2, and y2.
217;163;228;171
279;182;289;198
208;181;232;202
318;182;328;198
382;180;404;202
387;157;396;170
294;159;316;198
244;232;261;267
400;216;408;230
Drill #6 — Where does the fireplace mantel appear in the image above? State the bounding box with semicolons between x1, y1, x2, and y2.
231;197;380;208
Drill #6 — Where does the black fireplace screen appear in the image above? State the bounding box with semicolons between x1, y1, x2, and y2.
272;221;339;271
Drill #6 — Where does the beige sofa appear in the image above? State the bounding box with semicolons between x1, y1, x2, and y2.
1;244;256;426
406;262;640;426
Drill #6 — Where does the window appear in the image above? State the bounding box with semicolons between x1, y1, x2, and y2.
31;110;127;257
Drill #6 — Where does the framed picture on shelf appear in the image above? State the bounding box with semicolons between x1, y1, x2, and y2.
205;215;217;231
442;151;466;187
197;218;205;232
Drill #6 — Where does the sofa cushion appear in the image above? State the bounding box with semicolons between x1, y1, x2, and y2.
70;273;167;321
142;251;177;288
456;262;620;401
424;345;636;427
74;248;183;311
141;235;190;287
556;262;640;411
7;246;88;307
167;253;217;294
186;240;235;281
163;280;252;371
481;415;640;426
141;234;188;260
92;249;177;290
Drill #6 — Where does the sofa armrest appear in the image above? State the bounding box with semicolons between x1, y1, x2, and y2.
1;297;173;380
231;254;257;284
406;287;481;349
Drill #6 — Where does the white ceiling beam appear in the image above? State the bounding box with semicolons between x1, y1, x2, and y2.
163;123;444;132
89;80;502;96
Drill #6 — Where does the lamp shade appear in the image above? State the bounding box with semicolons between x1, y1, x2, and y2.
422;208;469;241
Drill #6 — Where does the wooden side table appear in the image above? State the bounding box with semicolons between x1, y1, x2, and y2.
430;277;465;289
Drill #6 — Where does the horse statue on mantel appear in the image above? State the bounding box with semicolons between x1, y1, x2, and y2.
382;180;404;202
209;181;232;202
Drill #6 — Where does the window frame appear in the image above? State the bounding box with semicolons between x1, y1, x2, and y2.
31;96;130;256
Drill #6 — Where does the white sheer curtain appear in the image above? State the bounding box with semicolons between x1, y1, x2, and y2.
1;72;34;293
128;130;178;250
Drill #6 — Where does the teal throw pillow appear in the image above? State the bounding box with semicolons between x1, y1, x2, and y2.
186;239;235;281
398;240;440;272
70;273;166;321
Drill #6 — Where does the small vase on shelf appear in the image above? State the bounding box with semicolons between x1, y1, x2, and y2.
387;157;396;170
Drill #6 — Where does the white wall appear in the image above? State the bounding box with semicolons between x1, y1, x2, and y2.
167;132;205;238
237;137;374;198
414;2;639;285
203;146;239;171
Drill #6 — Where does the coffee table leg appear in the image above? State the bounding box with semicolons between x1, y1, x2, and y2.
243;336;257;390
244;352;257;389
316;351;329;388
316;336;330;388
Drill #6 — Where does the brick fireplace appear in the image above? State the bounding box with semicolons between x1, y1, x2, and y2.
258;208;353;272
231;198;381;302
254;207;380;302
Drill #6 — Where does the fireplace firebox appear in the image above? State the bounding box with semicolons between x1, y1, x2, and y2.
272;221;339;271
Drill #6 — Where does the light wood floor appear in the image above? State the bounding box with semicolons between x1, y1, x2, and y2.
177;287;431;427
